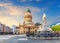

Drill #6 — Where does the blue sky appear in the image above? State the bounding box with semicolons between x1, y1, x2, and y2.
0;0;60;27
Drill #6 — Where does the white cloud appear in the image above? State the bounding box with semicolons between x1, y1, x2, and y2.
18;0;42;2
0;16;19;27
26;6;41;14
36;0;42;2
0;3;25;16
20;0;26;2
0;3;41;16
47;15;60;25
56;23;60;25
0;3;41;27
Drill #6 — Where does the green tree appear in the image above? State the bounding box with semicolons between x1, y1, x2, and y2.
51;25;60;31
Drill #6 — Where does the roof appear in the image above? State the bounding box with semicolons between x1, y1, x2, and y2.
16;26;19;29
16;25;37;28
26;8;31;13
35;23;42;26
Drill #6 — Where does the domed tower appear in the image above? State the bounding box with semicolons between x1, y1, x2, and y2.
42;13;52;31
43;13;47;26
42;13;47;31
24;8;32;24
43;13;46;21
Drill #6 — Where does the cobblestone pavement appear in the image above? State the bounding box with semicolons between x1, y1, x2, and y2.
0;35;60;43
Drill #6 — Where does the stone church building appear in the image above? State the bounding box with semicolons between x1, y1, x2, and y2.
16;8;42;34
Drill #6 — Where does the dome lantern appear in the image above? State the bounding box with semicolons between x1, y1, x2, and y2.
26;8;31;13
24;8;32;23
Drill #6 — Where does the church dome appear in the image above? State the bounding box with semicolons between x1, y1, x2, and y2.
24;8;32;18
24;14;32;18
26;8;31;13
24;8;32;23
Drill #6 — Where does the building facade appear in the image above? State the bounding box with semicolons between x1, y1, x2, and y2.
16;8;42;34
0;23;12;34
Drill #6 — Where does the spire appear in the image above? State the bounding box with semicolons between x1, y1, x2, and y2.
43;13;46;21
42;13;47;31
43;13;46;18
